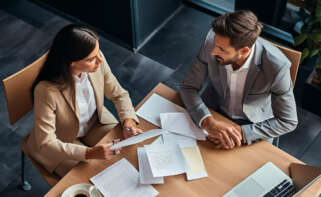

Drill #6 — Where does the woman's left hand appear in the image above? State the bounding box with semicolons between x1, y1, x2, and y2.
122;118;144;139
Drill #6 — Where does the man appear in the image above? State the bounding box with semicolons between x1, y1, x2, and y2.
180;10;298;149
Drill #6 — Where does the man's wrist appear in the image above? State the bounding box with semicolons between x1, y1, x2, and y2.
199;114;212;128
201;115;216;130
241;129;247;145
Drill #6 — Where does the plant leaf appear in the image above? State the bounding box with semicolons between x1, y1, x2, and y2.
294;33;307;46
312;17;321;24
301;48;310;63
316;56;321;66
312;28;321;33
310;49;319;57
316;7;321;17
310;33;321;42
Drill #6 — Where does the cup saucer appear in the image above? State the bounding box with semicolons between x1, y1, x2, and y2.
61;183;102;197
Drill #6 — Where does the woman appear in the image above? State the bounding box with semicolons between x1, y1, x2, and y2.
27;24;142;177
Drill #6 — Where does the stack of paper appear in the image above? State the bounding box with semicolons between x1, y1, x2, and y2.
160;112;206;141
144;143;189;177
137;147;164;184
90;158;158;197
161;132;208;180
162;131;197;148
136;93;186;127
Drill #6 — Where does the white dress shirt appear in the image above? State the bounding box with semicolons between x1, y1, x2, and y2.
74;72;97;138
199;44;255;126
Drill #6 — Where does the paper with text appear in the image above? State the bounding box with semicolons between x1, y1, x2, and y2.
138;147;164;184
136;93;186;127
162;132;197;148
160;112;206;140
110;129;163;150
90;158;158;197
144;144;189;177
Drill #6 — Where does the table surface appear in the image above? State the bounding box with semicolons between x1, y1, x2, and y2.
44;83;303;197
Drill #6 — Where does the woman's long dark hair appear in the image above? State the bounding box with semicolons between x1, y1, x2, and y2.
31;24;99;96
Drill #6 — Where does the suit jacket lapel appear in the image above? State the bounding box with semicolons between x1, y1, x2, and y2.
61;84;80;121
88;72;103;115
243;40;263;101
218;65;227;99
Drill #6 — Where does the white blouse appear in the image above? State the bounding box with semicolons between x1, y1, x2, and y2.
74;72;97;138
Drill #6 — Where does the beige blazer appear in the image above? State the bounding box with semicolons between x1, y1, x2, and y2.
26;52;139;173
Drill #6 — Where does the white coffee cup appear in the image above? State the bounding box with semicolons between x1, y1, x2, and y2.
70;185;96;197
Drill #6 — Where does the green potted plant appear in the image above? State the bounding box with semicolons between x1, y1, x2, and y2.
294;0;321;87
294;0;321;116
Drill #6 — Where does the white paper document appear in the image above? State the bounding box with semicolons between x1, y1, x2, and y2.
136;93;186;127
90;158;158;197
138;147;164;184
144;143;189;177
151;135;163;145
162;132;197;148
181;146;208;180
110;129;163;150
160;112;206;140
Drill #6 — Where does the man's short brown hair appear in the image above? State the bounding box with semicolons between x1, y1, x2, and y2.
211;10;263;50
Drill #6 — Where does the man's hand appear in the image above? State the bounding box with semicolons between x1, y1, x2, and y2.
85;143;121;160
122;118;144;139
201;116;242;149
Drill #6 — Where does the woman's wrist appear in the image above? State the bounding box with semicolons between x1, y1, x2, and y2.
85;147;93;160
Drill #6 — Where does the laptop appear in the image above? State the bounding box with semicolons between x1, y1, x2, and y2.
223;162;321;197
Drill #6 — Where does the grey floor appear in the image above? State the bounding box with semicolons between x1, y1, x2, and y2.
0;0;320;196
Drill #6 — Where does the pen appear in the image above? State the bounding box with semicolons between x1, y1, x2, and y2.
111;139;120;156
112;140;116;156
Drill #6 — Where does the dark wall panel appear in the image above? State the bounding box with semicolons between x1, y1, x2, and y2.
39;0;133;48
133;0;181;47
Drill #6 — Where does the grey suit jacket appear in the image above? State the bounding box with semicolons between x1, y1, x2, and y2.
180;30;298;145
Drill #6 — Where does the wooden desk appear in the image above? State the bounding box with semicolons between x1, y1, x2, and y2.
45;83;303;197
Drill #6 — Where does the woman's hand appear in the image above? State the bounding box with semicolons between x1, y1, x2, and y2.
85;143;121;160
122;118;143;139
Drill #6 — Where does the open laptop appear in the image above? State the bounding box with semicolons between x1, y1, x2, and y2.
223;162;321;197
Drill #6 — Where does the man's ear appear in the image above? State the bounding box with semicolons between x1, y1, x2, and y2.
240;46;250;56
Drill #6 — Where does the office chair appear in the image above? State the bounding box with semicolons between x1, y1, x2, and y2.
2;51;60;191
268;40;302;147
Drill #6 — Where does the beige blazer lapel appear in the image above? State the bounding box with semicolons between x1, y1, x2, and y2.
88;72;103;117
61;85;80;121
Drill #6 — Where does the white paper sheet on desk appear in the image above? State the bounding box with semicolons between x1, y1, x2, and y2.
160;112;206;140
136;93;186;127
110;129;164;150
151;135;163;145
144;143;189;177
162;132;197;148
138;147;164;184
90;158;158;197
181;146;208;180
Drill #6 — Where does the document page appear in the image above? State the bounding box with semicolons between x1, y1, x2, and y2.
160;112;206;140
138;147;164;184
136;93;186;127
90;158;158;197
144;144;189;177
181;146;208;180
151;136;163;145
110;129;163;150
162;132;197;148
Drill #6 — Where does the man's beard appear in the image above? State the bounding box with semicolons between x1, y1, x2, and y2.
215;55;238;66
